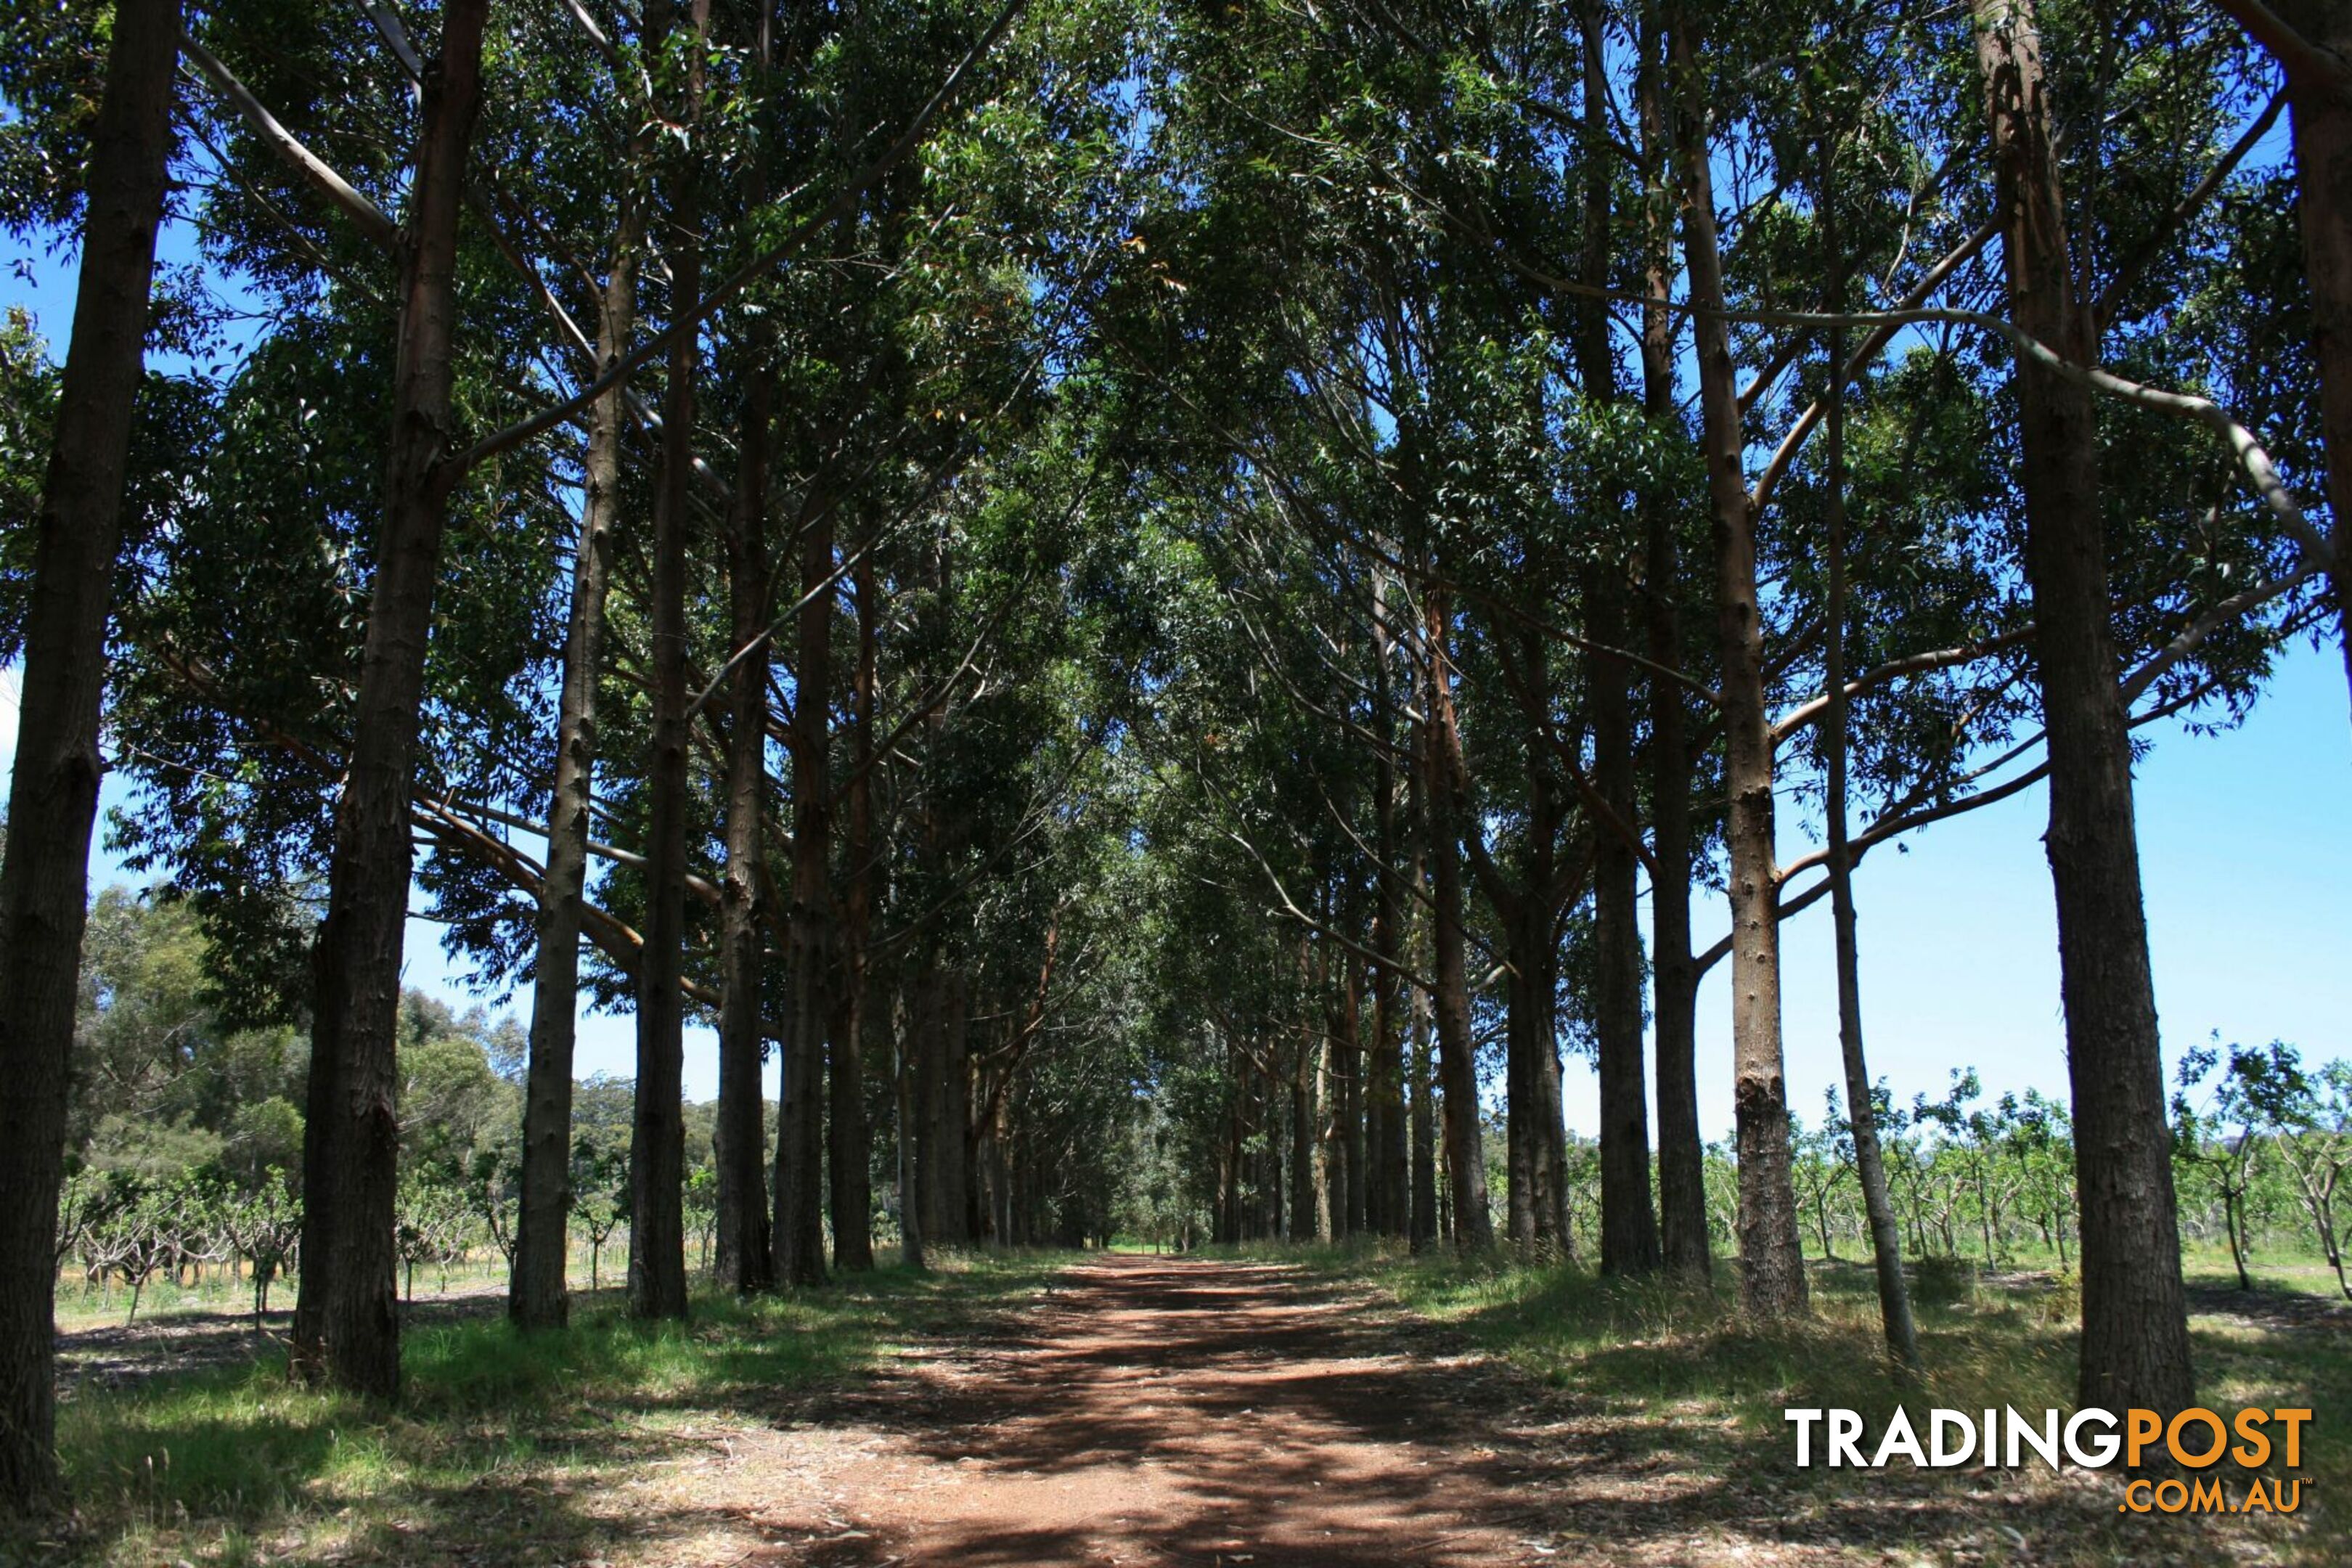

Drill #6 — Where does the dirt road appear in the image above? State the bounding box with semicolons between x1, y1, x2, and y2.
667;1254;1555;1567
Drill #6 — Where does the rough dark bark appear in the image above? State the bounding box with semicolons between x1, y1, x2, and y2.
1291;1010;1318;1241
1638;10;1710;1281
775;496;835;1287
2295;91;2352;722
1262;1060;1285;1238
0;0;179;1511
912;963;971;1249
512;192;643;1331
1500;895;1569;1252
1671;15;1807;1316
2221;1;2352;722
1503;899;1538;1247
1421;587;1493;1250
940;972;973;1243
714;353;775;1294
1326;942;1363;1237
1592;581;1662;1275
1571;0;1650;1268
1974;0;2194;1416
629;0;709;1325
830;553;881;1271
895;981;926;1270
1408;982;1439;1251
292;0;490;1396
1368;570;1409;1236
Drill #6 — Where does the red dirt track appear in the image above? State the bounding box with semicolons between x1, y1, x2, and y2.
754;1254;1550;1567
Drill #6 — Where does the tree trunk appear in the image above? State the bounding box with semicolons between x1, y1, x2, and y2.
1343;944;1368;1235
1495;843;1567;1254
1421;592;1492;1250
629;0;709;1325
293;0;490;1395
830;552;880;1271
1531;930;1571;1250
714;348;775;1294
2294;90;2352;724
1821;166;1920;1371
2236;0;2352;721
512;190;642;1331
1270;1071;1289;1241
1503;891;1538;1246
1592;579;1662;1275
915;966;971;1249
775;491;834;1287
1290;1019;1318;1241
1410;1003;1439;1251
0;0;178;1511
1671;15;1807;1317
1974;0;2194;1416
1638;15;1709;1280
1322;953;1355;1238
896;983;926;1270
1367;570;1408;1237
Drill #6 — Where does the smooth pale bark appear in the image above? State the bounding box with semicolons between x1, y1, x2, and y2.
511;195;643;1331
1638;14;1709;1279
293;0;490;1396
0;0;179;1511
830;553;881;1270
1973;0;2193;1415
629;0;709;1325
1422;587;1493;1249
775;486;835;1286
714;359;775;1294
1671;17;1807;1316
1821;171;1920;1371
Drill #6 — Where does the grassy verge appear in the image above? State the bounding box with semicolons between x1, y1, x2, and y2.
12;1249;1061;1568
1233;1239;2346;1566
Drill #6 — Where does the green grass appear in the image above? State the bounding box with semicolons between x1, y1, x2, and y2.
1230;1238;2348;1565
28;1241;2347;1566
15;1249;1062;1568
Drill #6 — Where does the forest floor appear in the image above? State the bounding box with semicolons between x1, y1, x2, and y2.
12;1250;2343;1567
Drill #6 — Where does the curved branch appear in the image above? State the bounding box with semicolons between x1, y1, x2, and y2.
179;30;399;250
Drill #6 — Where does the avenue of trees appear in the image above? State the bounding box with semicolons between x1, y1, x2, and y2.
3;0;2347;1516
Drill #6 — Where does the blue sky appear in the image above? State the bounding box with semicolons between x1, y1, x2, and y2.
1641;640;2352;1142
7;209;2347;1135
